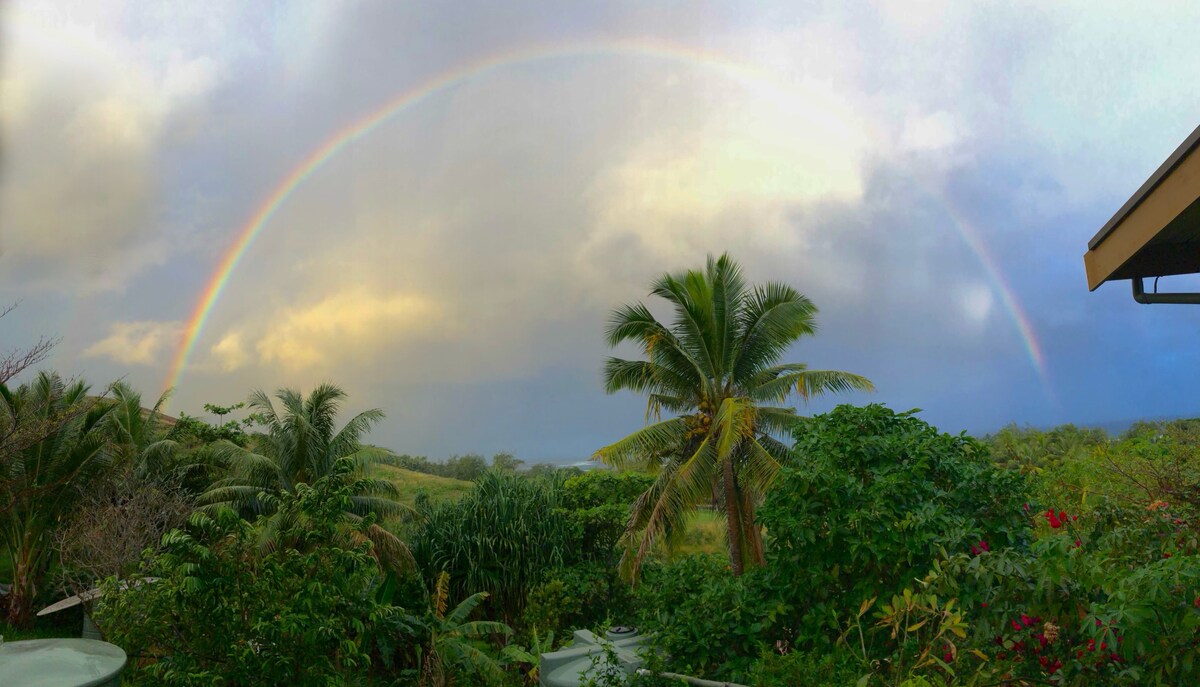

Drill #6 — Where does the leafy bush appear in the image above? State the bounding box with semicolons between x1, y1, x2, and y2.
98;461;409;686
521;561;632;638
929;500;1200;685
634;555;780;681
757;404;1031;648
559;470;654;563
748;648;862;687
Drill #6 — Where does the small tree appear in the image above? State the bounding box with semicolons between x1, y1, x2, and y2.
418;572;511;687
0;372;113;626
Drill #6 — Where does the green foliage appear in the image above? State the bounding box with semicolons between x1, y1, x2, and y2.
491;452;524;472
595;253;873;578
198;384;413;571
395;452;523;482
634;555;777;681
927;501;1200;686
985;423;1107;472
412;471;572;624
559;470;655;563
758;404;1031;648
417;571;512;687
98;459;411;686
0;372;114;626
747;648;861;687
521;562;632;638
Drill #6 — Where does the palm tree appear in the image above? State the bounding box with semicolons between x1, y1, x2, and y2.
198;384;413;570
104;381;188;480
594;253;873;578
0;372;114;626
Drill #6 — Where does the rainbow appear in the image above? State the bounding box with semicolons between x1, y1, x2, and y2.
939;198;1053;394
164;38;1052;399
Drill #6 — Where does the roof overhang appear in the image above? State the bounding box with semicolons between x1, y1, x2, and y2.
1085;124;1200;292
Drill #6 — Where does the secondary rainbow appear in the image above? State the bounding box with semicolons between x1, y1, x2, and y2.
164;38;1051;398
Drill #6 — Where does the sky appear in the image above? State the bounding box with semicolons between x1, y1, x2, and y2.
2;0;1200;461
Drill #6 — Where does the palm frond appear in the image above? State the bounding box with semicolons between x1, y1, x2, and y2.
593;417;687;470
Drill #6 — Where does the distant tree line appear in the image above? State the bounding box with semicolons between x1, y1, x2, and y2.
395;451;580;482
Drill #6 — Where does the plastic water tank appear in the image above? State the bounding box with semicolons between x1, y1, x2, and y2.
540;626;645;687
0;638;127;686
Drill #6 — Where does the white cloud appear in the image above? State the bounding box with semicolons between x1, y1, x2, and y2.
0;6;223;292
84;321;183;366
959;283;994;328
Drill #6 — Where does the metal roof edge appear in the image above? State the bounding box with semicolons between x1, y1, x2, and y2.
1088;123;1200;251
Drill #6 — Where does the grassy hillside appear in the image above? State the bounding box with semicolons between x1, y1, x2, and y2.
375;465;473;505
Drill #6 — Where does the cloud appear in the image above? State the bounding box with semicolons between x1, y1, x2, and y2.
84;320;183;366
254;288;448;372
958;283;995;329
210;332;250;372
0;6;222;292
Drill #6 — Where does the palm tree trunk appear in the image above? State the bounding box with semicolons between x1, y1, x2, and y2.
742;490;766;568
722;457;745;576
6;530;39;628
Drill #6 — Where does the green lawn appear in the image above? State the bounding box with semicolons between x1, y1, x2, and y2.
374;465;473;506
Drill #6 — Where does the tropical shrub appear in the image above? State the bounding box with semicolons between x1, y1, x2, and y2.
412;471;572;624
416;571;511;687
757;404;1031;649
198;384;413;571
521;561;632;638
98;460;410;686
634;555;781;681
930;500;1200;685
559;470;654;563
747;648;862;687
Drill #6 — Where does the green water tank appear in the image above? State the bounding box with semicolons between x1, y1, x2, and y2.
0;638;127;686
540;626;645;687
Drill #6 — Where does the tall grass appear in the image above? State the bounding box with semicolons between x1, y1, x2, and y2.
410;471;572;624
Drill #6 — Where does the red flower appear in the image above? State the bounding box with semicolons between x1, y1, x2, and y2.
981;601;988;608
944;651;953;663
1021;613;1033;627
1045;510;1064;528
1074;539;1082;548
1011;620;1022;632
1164;552;1173;559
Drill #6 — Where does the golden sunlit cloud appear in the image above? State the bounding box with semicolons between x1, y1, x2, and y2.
254;288;448;371
210;332;251;372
